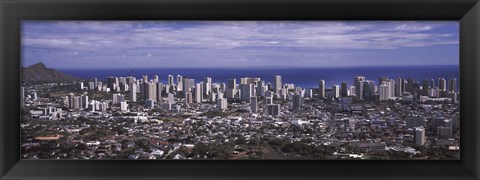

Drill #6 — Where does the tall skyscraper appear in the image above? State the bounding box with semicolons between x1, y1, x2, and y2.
183;78;195;94
341;82;348;97
107;76;118;91
240;83;253;102
318;80;325;99
267;104;280;117
142;75;148;83
144;82;157;101
204;77;212;95
250;96;258;113
274;75;282;94
437;126;453;138
257;81;266;97
217;98;228;110
153;75;159;83
156;83;163;102
120;101;128;111
130;83;137;102
78;82;84;90
395;77;403;97
126;76;135;85
406;78;415;93
195;83;203;103
81;95;89;109
227;78;237;90
354;76;365;99
362;80;375;101
168;75;174;86
415;126;426;146
422;79;430;96
448;78;457;92
379;84;389;101
429;79;435;88
379;77;389;86
185;92;193;104
332;85;340;98
438;78;446;91
292;93;303;110
92;77;98;87
176;75;183;92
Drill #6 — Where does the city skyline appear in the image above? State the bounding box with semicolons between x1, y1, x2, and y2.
22;21;459;69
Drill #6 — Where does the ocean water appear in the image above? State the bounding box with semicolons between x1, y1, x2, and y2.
59;65;460;89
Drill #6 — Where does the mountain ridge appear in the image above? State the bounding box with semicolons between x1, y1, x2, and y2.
22;62;82;82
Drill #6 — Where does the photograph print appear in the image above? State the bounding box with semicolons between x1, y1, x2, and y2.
20;21;460;160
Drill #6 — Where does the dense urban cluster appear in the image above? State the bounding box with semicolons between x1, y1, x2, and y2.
21;74;460;160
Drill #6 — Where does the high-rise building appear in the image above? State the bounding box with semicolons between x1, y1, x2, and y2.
195;83;203;103
88;82;95;90
415;126;426;146
68;93;75;109
144;82;157;101
145;99;155;109
126;76;135;85
168;75;174;86
274;75;282;94
240;83;253;102
153;75;159;83
448;78;457;92
167;93;175;104
429;79;435;88
130;83;137;102
113;93;125;104
318;80;325;99
380;80;394;100
183;78;195;94
422;79;430;96
438;78;446;91
74;96;82;110
107;76;119;91
257;81;266;96
78;82;84;90
341;82;348;97
379;77;389;86
332;85;340;98
217;98;228;110
437;126;453;138
97;82;103;91
81;95;89;109
305;88;313;99
156;83;163;102
354;76;365;99
176;75;183;92
362;80;375;101
225;88;236;99
250;96;258;112
395;77;403;97
267;104;280;117
405;116;425;128
185;92;193;104
204;77;212;95
406;78;415;93
379;84;389;101
120;101;128;111
92;77;98;87
228;78;237;90
292;93;303;110
142;75;148;83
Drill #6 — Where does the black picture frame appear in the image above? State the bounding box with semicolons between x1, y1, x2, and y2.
1;0;479;179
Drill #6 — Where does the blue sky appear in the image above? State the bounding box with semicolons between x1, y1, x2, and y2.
21;21;459;69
